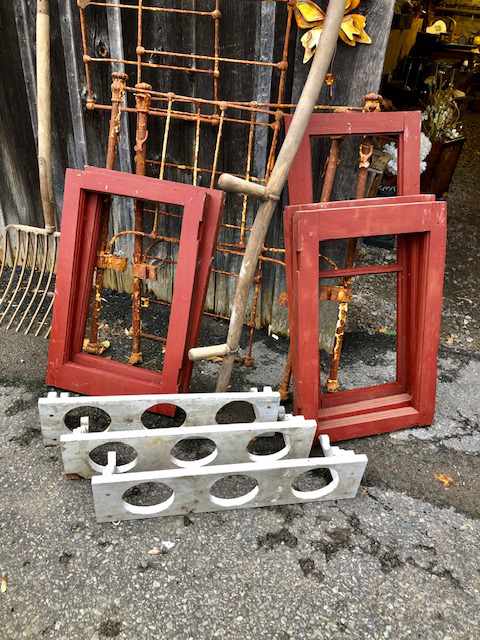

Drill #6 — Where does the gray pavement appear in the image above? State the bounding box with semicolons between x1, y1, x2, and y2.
0;330;479;639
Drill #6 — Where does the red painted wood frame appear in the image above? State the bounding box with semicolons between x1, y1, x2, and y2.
47;168;224;396
285;198;447;441
284;110;423;398
285;110;422;205
284;194;436;421
81;167;225;391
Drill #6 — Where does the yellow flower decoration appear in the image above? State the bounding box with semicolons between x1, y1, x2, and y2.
294;0;372;63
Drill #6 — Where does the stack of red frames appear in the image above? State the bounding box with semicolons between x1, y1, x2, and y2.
47;167;224;396
284;196;447;442
283;109;447;441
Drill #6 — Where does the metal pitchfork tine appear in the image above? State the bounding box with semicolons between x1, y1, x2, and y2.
0;225;59;338
0;1;58;338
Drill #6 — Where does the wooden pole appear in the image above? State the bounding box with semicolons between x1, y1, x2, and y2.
36;0;55;232
188;0;346;392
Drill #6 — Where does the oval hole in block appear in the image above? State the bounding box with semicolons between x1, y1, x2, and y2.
291;468;339;501
122;482;175;515
89;442;138;474
215;401;256;424
64;407;111;433
209;474;259;508
170;438;218;468
247;432;290;462
141;404;186;429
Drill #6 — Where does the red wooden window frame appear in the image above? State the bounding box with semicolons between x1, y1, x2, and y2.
284;194;436;411
285;110;422;204
285;197;447;442
47;167;224;396
284;110;424;409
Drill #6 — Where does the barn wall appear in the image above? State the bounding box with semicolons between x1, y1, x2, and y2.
0;0;394;334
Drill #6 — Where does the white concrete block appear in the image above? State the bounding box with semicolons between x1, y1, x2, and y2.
39;388;283;446
92;438;367;522
60;416;316;478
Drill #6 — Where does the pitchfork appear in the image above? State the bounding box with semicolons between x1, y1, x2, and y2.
0;0;58;338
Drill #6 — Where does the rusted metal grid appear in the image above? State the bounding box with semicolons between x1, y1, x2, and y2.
77;0;361;367
79;0;293;109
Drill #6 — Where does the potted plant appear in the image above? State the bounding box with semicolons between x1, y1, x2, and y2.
420;69;465;197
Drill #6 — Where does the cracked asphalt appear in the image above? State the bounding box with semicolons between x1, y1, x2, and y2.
0;328;479;639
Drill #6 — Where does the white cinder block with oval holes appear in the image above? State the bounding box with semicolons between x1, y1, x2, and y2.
60;416;316;478
38;388;283;446
92;437;367;522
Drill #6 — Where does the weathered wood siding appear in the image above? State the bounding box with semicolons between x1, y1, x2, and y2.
0;0;394;334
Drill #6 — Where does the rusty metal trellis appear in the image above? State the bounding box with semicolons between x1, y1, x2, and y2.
77;0;362;368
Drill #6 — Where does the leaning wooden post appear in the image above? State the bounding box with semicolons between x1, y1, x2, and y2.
188;0;346;391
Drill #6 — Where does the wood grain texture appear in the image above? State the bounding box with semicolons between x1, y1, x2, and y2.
0;3;42;229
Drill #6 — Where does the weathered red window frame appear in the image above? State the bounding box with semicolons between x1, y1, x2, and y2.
285;110;422;204
285;198;447;441
284;111;424;406
80;167;225;391
284;194;436;416
47;168;224;396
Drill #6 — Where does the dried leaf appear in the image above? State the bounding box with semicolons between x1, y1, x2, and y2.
339;28;357;46
341;14;362;41
340;14;371;45
350;12;367;30
345;0;361;10
294;0;372;62
1;575;7;593
435;473;455;488
301;26;323;63
350;14;372;44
